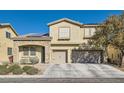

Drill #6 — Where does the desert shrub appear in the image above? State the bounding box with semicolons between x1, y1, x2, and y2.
12;68;23;75
29;57;39;64
8;64;21;72
0;65;9;75
2;62;9;67
23;66;33;72
8;64;23;75
25;67;39;75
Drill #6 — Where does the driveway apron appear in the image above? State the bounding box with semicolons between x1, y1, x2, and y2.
42;64;124;78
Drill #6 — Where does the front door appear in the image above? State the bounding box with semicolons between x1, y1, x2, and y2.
52;50;67;64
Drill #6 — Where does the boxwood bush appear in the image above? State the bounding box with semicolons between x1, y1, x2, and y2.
2;62;9;67
23;66;39;75
0;65;9;75
12;68;23;75
23;66;33;72
8;64;21;72
0;63;39;75
8;64;23;75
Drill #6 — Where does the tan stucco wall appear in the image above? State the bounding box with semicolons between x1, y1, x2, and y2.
0;27;17;62
19;46;43;63
13;40;51;64
49;21;97;63
49;21;87;44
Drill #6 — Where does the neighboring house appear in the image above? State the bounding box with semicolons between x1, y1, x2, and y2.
0;18;120;64
0;23;18;62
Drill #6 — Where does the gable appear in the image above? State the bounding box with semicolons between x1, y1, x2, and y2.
0;26;18;38
48;18;82;27
0;23;18;36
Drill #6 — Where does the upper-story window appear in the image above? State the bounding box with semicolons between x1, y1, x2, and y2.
58;27;70;39
6;32;11;39
84;28;96;38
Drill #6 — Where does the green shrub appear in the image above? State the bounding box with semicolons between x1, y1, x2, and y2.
25;67;39;75
12;68;23;75
8;64;23;75
8;64;21;72
23;66;33;72
2;62;9;67
29;57;39;64
0;65;9;75
0;64;6;68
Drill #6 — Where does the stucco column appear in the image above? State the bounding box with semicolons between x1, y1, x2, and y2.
13;42;19;63
45;46;50;63
68;49;72;63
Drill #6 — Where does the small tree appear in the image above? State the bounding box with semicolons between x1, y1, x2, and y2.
92;12;124;66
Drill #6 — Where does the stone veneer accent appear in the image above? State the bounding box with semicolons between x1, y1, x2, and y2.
13;40;51;64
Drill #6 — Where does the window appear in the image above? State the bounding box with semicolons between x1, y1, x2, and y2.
84;28;90;37
84;28;96;38
90;28;96;36
59;27;70;39
6;32;11;39
30;47;36;56
23;47;29;56
8;48;12;55
23;47;36;56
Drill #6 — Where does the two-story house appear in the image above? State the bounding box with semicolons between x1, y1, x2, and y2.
0;18;121;65
48;18;98;63
0;18;118;65
12;18;99;64
0;23;18;62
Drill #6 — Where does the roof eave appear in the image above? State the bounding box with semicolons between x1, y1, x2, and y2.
47;18;82;27
0;23;18;36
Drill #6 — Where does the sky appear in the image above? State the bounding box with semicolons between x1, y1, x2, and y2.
0;10;122;35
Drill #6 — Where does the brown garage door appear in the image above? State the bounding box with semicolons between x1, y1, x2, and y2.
71;50;103;63
52;50;67;64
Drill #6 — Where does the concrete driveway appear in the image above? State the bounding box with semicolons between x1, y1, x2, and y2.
42;64;124;78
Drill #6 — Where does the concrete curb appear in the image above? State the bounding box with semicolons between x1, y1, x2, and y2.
0;75;43;78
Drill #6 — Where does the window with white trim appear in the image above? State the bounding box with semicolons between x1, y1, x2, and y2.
84;28;96;38
23;47;29;56
30;47;36;56
23;47;36;56
90;28;96;36
59;27;70;39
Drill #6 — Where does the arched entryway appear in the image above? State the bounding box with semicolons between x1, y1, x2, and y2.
13;39;51;64
18;45;45;64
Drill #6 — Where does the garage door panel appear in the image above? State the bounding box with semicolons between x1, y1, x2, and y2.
72;50;103;63
52;51;67;63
